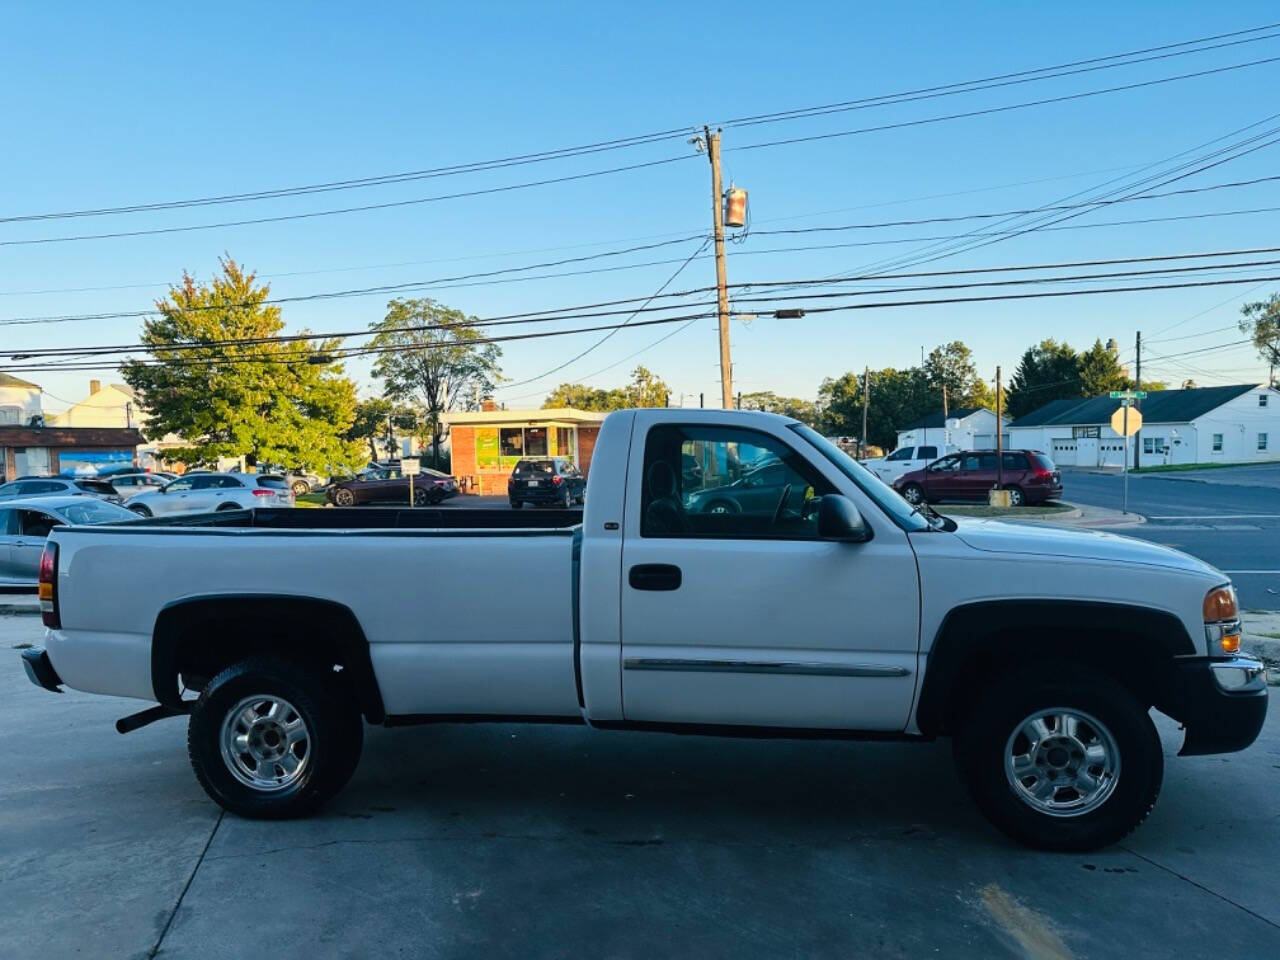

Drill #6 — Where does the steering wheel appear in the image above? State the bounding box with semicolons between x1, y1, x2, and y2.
771;483;793;527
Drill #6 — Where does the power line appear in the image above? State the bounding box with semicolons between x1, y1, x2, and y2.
7;22;1276;227
732;54;1280;153
498;238;712;390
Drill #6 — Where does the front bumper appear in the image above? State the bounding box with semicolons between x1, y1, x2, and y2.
21;647;63;693
1174;656;1268;756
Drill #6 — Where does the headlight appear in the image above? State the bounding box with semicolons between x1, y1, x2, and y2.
1203;585;1241;655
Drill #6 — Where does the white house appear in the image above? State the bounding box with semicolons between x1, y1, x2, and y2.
46;380;139;428
1008;383;1280;468
895;406;1008;453
0;373;44;426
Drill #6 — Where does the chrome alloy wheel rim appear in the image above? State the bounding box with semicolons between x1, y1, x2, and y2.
220;695;312;792
1004;708;1120;817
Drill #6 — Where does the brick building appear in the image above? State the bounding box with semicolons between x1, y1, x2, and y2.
443;406;605;495
1;425;147;481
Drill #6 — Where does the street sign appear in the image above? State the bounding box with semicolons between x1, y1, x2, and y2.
1110;407;1142;436
1109;390;1147;399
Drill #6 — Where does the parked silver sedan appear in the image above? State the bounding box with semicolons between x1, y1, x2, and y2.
0;496;138;587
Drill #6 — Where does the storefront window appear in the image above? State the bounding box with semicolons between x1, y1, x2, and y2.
499;428;524;458
524;427;548;457
555;427;575;462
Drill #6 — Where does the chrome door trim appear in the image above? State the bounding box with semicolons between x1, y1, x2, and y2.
622;658;909;678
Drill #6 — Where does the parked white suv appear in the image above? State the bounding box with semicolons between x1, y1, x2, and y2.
126;473;294;517
862;444;955;484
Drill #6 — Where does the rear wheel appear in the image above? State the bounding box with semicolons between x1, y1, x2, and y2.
954;665;1161;851
187;657;363;819
560;486;573;509
216;502;240;512
291;479;310;497
129;504;152;518
509;498;523;509
705;499;737;515
900;483;924;506
1005;485;1026;507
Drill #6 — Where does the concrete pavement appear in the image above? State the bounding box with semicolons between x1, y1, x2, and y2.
3;614;1279;959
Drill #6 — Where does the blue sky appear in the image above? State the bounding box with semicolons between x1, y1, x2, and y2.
2;1;1278;412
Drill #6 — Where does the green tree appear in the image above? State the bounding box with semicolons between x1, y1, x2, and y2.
368;298;502;465
1078;338;1133;396
345;397;392;463
122;258;363;472
1006;339;1081;420
923;341;985;408
1239;293;1280;386
818;367;931;451
738;391;817;424
543;366;671;411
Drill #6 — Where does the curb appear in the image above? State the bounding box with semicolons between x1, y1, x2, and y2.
0;603;40;617
1242;634;1280;686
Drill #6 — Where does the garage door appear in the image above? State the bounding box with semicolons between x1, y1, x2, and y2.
1050;439;1077;466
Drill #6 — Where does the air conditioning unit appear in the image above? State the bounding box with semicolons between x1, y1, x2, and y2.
27;414;45;428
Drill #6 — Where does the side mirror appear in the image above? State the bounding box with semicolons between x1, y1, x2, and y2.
817;494;871;542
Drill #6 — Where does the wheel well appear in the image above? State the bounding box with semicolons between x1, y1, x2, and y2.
916;600;1195;737
151;596;385;723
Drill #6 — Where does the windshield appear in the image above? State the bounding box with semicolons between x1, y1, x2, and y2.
789;424;931;532
55;500;137;525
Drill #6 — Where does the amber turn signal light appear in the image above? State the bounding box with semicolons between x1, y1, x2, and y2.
1203;586;1238;623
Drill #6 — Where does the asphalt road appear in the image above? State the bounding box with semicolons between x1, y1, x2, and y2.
1062;469;1280;611
3;612;1279;959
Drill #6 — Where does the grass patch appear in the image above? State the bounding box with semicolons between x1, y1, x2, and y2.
1258;632;1280;640
296;492;327;508
1135;460;1278;473
936;502;1074;518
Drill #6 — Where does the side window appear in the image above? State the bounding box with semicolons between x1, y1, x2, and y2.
1002;453;1027;471
886;447;914;462
0;508;15;534
21;480;60;494
979;453;998;470
640;424;835;539
214;477;243;489
917;446;938;460
18;510;61;537
165;478;194;492
961;454;982;472
928;456;960;472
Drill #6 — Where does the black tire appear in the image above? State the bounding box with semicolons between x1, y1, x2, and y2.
291;480;310;497
560;486;572;509
1005;485;1026;507
333;488;355;507
953;665;1162;851
129;504;152;517
705;499;738;515
187;656;363;819
900;483;925;506
216;503;240;512
509;498;523;509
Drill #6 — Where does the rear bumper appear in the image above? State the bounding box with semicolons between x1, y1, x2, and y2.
20;647;63;693
1025;484;1063;503
1173;656;1268;756
510;487;569;503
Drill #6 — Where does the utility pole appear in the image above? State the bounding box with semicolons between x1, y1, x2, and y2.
706;126;733;409
995;366;1004;490
942;383;949;418
1133;330;1142;472
860;366;870;461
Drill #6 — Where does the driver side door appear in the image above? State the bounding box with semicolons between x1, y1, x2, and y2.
619;414;922;731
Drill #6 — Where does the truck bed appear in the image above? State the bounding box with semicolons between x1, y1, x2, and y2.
126;506;583;531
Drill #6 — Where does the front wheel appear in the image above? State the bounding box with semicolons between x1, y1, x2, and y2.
899;483;924;506
129;504;152;517
187;657;363;819
332;488;355;507
954;665;1162;851
291;480;310;497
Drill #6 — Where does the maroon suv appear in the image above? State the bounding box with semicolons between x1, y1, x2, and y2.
891;450;1062;507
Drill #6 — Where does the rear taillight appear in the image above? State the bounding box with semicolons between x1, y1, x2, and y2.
252;488;274;497
1032;467;1053;480
39;542;60;628
552;475;564;486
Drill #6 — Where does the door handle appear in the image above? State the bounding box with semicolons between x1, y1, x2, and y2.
629;563;682;591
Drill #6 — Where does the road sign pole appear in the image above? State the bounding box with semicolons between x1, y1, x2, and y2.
1122;405;1129;515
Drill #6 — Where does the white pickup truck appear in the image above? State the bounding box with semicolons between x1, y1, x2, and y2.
21;409;1266;851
